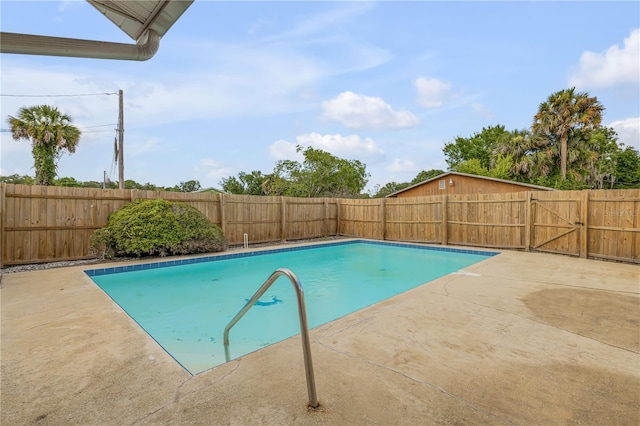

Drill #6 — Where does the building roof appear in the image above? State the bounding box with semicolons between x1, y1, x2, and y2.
194;187;228;194
0;0;193;61
385;171;556;197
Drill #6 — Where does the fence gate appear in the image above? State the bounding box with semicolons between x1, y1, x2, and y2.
530;194;583;257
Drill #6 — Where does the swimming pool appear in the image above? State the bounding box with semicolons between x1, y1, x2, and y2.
87;240;497;374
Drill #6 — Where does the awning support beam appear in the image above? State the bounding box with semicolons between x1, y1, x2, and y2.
0;29;160;61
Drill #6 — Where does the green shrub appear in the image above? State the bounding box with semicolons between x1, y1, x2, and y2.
90;199;227;258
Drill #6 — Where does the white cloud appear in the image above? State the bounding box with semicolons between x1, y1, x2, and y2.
197;158;235;181
415;77;452;108
269;139;304;161
0;44;323;130
387;158;417;173
321;91;419;130
269;133;385;161
297;133;385;158
569;28;640;89
258;2;390;76
120;45;325;124
127;137;161;157
471;103;495;119
609;117;640;149
264;2;374;43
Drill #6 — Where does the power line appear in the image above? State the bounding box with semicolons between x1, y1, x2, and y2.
81;123;117;129
0;92;118;97
1;124;117;133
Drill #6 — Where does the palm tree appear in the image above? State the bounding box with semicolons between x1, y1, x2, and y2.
532;88;603;181
7;105;81;185
494;129;555;179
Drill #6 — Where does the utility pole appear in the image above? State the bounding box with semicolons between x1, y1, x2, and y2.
118;89;124;189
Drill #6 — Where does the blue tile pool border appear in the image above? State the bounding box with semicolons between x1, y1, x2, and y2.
84;240;498;277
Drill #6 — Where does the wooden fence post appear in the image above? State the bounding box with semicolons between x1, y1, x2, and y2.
336;200;341;237
380;198;386;240
524;192;531;252
580;190;589;259
281;196;287;241
0;182;5;268
441;194;448;245
323;199;328;237
219;193;226;235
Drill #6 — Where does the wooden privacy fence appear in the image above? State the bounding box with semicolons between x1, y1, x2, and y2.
0;184;339;267
340;189;639;263
1;183;638;266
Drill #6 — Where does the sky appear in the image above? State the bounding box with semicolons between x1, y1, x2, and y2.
1;1;639;193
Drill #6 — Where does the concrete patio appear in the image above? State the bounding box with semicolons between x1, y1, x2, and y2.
1;243;638;425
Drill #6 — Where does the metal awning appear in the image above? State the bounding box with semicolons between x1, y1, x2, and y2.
87;0;193;41
0;0;194;61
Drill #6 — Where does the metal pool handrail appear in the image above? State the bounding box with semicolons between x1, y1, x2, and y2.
223;268;319;409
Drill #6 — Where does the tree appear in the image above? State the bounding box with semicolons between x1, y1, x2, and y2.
220;176;245;194
0;174;35;185
222;147;369;198
176;180;202;192
443;125;511;170
489;155;515;180
614;146;640;188
493;129;555;180
241;171;268;195
261;165;296;196
55;176;83;187
220;171;267;195
582;127;618;189
532;88;604;181
124;179;145;190
371;182;410;198
495;126;624;189
410;169;445;184
7;105;81;185
250;146;369;197
262;146;369;198
455;159;491;176
84;180;114;189
371;169;444;198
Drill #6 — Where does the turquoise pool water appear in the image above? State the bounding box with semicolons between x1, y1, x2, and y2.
87;241;496;374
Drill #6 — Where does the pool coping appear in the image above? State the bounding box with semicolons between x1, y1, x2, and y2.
83;239;499;277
